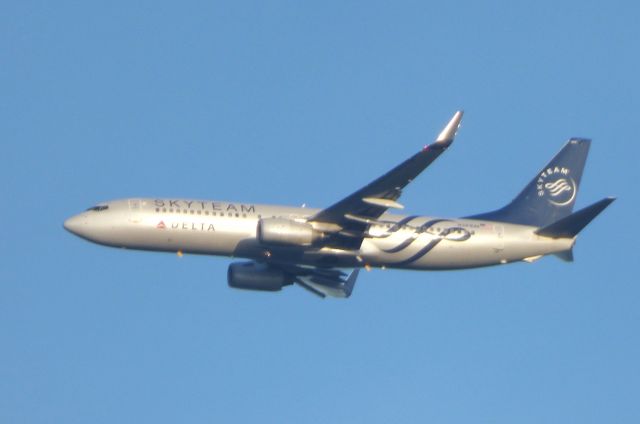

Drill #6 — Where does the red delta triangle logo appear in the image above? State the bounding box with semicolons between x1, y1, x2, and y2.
157;221;166;229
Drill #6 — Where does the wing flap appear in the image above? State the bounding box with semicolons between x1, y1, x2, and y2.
362;197;405;209
295;269;360;298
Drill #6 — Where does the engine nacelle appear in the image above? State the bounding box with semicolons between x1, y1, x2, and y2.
257;218;322;246
227;261;290;292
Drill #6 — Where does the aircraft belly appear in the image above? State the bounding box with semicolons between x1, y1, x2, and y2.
408;241;505;269
402;233;573;269
369;237;499;269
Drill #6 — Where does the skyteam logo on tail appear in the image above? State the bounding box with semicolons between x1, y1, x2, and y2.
537;166;576;206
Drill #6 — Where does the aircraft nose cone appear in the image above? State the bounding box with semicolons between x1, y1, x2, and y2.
63;215;84;235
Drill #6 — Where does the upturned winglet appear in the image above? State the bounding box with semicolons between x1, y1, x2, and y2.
436;110;464;144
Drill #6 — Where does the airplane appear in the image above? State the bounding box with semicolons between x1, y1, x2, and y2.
64;111;615;298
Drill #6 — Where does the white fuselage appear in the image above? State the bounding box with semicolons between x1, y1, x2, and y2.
64;198;574;270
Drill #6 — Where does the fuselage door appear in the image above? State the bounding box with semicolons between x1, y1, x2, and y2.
128;199;142;223
493;224;504;251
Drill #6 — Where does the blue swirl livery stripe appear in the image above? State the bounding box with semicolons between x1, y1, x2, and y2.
376;215;419;240
388;225;472;266
391;239;443;266
383;234;419;253
381;218;448;253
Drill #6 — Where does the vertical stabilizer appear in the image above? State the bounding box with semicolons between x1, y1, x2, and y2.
468;139;590;227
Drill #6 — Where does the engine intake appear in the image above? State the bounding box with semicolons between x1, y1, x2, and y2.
257;218;322;246
227;261;290;292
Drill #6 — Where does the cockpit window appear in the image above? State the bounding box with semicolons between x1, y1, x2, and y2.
86;205;109;212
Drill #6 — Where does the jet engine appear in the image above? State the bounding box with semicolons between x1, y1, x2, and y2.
257;218;323;246
227;261;291;292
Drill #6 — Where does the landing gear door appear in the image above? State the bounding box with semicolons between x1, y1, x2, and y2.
128;199;142;223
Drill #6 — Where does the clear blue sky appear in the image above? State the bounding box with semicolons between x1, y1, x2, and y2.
2;1;638;423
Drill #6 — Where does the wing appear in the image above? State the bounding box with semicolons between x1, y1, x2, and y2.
308;111;463;249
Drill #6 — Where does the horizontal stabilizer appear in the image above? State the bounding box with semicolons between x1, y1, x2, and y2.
535;197;615;238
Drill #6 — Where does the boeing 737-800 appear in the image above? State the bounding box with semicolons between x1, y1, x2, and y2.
64;111;614;298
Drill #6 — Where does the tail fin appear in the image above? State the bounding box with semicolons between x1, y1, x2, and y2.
469;138;591;227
